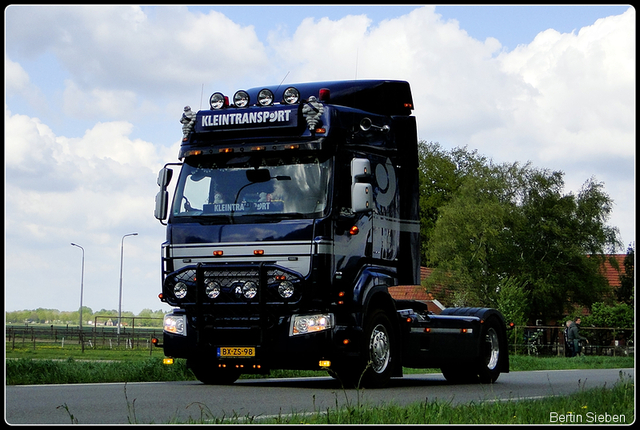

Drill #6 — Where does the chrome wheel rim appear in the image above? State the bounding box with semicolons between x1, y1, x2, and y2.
369;323;391;373
485;327;500;370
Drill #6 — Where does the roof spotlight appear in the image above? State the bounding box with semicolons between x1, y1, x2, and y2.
233;90;250;108
282;87;300;105
210;92;228;110
257;89;274;106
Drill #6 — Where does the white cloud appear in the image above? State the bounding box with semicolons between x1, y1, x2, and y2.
4;6;635;313
5;107;177;313
5;57;47;109
493;8;634;164
6;5;272;98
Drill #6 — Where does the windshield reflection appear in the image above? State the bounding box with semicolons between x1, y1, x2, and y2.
172;154;331;221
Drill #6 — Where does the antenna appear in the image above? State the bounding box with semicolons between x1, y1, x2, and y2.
274;71;290;96
199;84;204;110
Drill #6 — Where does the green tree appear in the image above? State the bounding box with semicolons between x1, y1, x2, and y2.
423;148;622;323
417;141;486;262
616;244;635;306
582;302;634;328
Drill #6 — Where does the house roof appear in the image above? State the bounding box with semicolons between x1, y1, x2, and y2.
600;254;626;288
389;254;627;318
387;285;445;314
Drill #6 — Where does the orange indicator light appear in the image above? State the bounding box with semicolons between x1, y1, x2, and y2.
349;226;359;235
213;250;224;256
254;249;264;255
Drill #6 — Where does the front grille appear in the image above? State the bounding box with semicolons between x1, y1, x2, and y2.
163;263;302;306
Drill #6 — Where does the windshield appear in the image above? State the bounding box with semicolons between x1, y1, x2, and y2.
172;154;331;221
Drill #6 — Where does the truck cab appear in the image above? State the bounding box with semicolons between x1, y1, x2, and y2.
154;80;508;387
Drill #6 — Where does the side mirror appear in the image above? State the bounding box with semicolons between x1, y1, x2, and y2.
155;167;173;221
157;167;173;187
351;158;373;213
352;183;372;213
154;190;169;221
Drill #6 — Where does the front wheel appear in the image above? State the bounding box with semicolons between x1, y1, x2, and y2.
359;310;396;388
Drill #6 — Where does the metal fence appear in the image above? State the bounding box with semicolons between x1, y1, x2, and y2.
6;316;164;353
6;320;634;358
512;325;634;357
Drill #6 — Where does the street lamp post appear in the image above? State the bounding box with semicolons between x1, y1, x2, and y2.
70;242;85;353
118;232;138;338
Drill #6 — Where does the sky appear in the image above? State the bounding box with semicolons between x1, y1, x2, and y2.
4;5;635;315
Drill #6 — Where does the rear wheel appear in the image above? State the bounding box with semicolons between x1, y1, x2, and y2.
187;358;240;385
441;316;504;384
477;318;503;383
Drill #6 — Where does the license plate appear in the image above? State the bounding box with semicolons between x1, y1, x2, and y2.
217;347;256;358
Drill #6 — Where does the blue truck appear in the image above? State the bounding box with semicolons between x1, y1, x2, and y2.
153;80;509;387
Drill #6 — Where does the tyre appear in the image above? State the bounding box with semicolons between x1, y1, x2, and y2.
477;317;504;383
187;358;240;385
359;310;396;388
441;366;478;384
441;316;505;384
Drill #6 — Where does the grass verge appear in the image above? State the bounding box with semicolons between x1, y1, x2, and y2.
244;372;634;424
6;354;633;386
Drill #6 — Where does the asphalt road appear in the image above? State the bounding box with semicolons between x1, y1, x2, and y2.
5;368;634;424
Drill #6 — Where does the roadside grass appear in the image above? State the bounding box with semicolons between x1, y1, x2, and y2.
244;372;634;425
6;346;634;385
8;349;634;425
5;343;166;361
53;371;634;424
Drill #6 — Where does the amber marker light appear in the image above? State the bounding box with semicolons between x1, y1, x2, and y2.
254;249;264;255
349;226;359;235
213;250;224;257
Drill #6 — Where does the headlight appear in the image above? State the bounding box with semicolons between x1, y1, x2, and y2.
278;281;295;299
242;281;258;299
235;281;258;299
257;89;274;106
205;280;221;299
233;90;250;108
290;314;334;336
164;314;187;336
282;87;300;105
210;92;227;109
173;282;188;299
